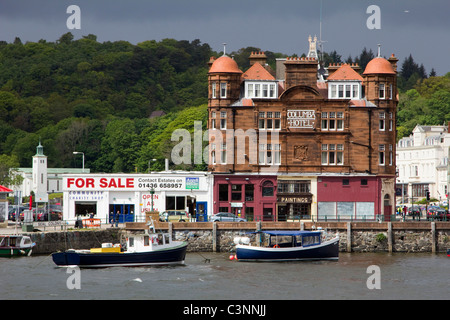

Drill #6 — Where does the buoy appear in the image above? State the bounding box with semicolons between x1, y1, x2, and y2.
234;254;238;261
229;254;234;260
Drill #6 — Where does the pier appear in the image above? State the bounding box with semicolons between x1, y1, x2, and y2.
2;221;449;255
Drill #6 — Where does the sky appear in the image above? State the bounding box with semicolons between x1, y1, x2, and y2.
0;0;449;75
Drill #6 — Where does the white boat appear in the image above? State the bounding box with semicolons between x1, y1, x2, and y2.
0;235;36;257
52;221;187;268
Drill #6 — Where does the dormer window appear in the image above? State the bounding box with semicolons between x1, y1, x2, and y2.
245;81;277;99
328;82;361;99
327;64;363;100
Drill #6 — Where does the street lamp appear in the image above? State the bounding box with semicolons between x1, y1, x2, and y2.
148;158;157;173
73;151;85;172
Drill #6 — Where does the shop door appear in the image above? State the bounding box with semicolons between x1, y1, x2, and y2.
278;205;287;221
383;194;392;222
263;208;273;221
109;204;135;223
196;202;207;222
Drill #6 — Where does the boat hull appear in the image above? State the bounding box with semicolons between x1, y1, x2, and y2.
236;237;339;262
0;247;33;257
52;242;188;268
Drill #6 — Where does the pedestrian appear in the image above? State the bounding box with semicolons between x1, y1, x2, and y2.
115;210;120;227
110;212;114;227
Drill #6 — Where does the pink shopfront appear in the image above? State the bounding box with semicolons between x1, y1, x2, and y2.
316;175;394;221
213;174;277;221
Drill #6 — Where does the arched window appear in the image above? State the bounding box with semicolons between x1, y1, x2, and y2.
262;181;274;197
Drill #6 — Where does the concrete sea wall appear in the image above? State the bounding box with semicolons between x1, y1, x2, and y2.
26;221;450;255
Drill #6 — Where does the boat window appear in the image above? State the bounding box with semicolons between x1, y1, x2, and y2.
164;234;170;245
144;236;149;246
129;237;134;247
0;237;5;247
295;236;302;246
302;235;320;247
23;238;31;245
9;237;17;247
157;234;164;245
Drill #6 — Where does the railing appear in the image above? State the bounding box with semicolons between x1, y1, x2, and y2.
318;213;450;222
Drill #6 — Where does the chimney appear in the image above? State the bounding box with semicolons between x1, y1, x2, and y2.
249;51;267;66
284;57;318;89
388;54;399;73
207;56;216;69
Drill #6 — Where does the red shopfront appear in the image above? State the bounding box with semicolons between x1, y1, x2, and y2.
213;175;277;221
316;175;384;221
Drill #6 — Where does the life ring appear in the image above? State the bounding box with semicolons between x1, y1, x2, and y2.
273;244;280;248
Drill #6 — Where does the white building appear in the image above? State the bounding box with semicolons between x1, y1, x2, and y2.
10;143;89;200
396;124;450;204
62;172;213;223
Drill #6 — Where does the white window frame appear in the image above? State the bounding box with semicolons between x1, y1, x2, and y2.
379;112;385;131
379;145;385;166
321;144;344;165
210;143;216;164
328;81;361;99
379;83;385;99
245;81;277;99
212;82;217;99
220;82;227;98
220;143;227;164
220;111;227;130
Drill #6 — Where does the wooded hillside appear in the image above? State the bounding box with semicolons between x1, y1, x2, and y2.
0;33;448;182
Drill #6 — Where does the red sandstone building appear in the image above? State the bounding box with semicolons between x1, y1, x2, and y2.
208;39;398;221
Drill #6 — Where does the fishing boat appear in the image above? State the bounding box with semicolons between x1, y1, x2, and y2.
0;235;36;257
234;230;339;262
52;223;187;268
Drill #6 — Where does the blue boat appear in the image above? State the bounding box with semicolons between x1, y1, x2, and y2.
52;227;187;268
235;230;339;262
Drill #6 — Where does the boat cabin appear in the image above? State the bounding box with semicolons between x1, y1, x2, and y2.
0;235;33;248
264;231;322;248
125;232;173;253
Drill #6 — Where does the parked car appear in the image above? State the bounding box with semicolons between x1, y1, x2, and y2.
211;212;247;222
427;208;450;221
408;207;421;219
159;211;188;222
8;206;27;221
38;210;62;221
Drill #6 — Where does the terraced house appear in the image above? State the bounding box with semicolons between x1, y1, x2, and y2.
207;38;398;222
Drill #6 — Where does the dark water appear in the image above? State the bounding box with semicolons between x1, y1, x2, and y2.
1;252;449;300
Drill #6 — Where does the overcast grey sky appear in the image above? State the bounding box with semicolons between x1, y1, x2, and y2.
0;0;449;75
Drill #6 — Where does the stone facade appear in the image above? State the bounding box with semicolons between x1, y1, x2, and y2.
26;222;450;254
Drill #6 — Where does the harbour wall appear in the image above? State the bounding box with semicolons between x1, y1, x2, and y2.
25;221;450;255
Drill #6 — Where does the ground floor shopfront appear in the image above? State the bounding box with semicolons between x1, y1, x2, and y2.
276;175;317;221
62;172;213;223
62;172;394;223
316;175;395;221
212;174;278;221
